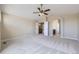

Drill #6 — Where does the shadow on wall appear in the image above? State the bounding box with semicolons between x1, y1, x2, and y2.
1;12;35;40
1;12;12;40
0;12;12;50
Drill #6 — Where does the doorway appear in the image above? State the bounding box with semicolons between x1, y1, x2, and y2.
38;22;44;34
52;19;60;37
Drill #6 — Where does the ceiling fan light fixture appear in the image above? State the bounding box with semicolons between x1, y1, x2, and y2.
39;13;44;16
33;4;50;16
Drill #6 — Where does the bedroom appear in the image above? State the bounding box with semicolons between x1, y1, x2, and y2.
0;4;79;54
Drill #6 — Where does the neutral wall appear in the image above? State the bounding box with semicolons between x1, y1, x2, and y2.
38;16;60;36
78;19;79;40
2;13;78;40
52;19;59;33
62;15;78;40
78;15;79;40
38;15;78;40
48;15;78;40
2;13;36;40
0;11;1;50
48;17;59;36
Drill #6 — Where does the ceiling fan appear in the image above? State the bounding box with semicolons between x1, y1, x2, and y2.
33;4;50;16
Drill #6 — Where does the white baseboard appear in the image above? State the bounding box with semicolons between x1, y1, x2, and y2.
1;33;34;42
60;33;78;40
60;36;78;41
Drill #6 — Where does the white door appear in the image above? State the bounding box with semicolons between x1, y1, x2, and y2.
44;21;48;36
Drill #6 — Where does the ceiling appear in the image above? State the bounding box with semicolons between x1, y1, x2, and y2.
1;4;79;20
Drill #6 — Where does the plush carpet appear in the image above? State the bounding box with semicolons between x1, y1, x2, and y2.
1;34;79;54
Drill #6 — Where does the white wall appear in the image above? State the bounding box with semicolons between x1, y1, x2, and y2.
61;15;78;40
44;21;49;36
78;16;79;40
60;17;64;38
37;15;78;40
78;19;79;40
35;22;39;34
52;19;59;34
48;16;60;36
0;11;1;51
48;15;78;40
78;19;79;39
2;13;36;40
37;16;60;36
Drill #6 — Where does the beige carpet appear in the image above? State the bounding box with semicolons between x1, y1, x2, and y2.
1;34;79;54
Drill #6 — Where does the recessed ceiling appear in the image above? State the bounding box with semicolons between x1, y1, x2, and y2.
1;4;79;20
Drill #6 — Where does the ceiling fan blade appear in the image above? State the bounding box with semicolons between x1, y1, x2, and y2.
38;4;43;12
44;9;50;12
38;8;41;11
44;13;48;15
38;14;40;16
33;12;39;13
